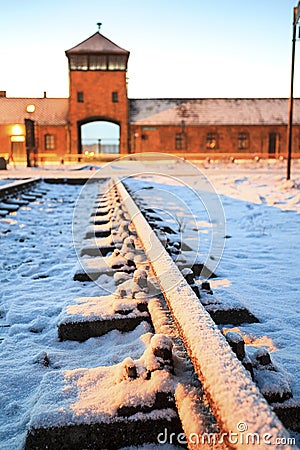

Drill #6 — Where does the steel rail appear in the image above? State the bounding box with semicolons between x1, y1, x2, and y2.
0;177;41;199
115;176;294;450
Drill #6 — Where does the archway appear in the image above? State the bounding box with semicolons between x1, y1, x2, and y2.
78;118;120;155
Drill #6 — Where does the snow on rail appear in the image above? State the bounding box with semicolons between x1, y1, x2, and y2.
115;177;294;450
0;177;40;198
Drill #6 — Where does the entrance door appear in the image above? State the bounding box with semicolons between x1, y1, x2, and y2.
11;142;25;161
268;133;277;157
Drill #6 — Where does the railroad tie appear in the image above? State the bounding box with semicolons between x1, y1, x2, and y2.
25;178;297;450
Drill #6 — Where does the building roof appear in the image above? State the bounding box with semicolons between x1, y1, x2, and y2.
0;97;68;125
2;96;300;128
129;98;300;126
65;32;129;55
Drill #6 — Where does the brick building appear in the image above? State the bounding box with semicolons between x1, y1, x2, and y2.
0;30;300;162
130;98;300;158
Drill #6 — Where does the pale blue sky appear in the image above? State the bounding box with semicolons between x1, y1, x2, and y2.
0;0;299;99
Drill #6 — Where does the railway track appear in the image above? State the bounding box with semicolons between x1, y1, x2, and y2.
1;176;297;449
0;177;47;343
0;178;43;217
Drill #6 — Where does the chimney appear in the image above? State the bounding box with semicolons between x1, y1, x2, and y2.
43;91;47;98
0;91;6;98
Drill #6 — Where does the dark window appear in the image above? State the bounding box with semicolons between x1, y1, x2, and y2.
206;133;218;150
175;133;187;150
44;134;55;150
238;132;249;149
112;92;118;103
141;134;148;140
77;91;84;103
268;132;278;155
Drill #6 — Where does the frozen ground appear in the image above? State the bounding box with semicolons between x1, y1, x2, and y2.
0;157;299;449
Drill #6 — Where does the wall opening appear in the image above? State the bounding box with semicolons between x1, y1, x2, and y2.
78;120;120;154
268;132;277;156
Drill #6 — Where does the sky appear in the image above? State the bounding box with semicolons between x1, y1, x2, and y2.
0;0;300;100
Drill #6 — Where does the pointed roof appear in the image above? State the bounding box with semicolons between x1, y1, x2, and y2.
66;32;129;55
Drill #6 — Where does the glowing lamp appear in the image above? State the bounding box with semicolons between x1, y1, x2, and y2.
11;124;23;135
26;104;36;113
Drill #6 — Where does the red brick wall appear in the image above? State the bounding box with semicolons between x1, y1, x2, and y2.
37;125;68;157
0;124;16;155
130;124;300;157
68;71;129;154
0;124;67;161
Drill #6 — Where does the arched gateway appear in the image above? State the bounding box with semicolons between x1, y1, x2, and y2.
79;119;120;154
65;29;129;155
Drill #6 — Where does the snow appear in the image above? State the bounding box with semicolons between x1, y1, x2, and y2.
59;294;149;324
117;159;300;403
0;157;299;449
0;181;153;449
28;347;176;429
117;177;293;448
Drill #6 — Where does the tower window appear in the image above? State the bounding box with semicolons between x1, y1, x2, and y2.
77;92;84;103
69;54;127;71
108;55;127;70
238;132;249;149
44;134;55;150
89;55;107;70
112;92;118;103
70;55;88;70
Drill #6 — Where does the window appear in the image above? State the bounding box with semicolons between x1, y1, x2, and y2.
206;133;218;149
44;134;55;150
89;55;107;70
69;54;127;71
238;132;249;149
108;55;127;70
112;91;118;103
77;91;84;103
69;55;88;70
175;133;187;150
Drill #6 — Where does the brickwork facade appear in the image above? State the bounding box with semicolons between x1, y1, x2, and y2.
1;31;300;162
0;123;67;162
130;124;300;158
68;71;128;154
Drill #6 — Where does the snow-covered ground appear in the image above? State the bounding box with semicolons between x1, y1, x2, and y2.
124;158;300;397
0;157;299;449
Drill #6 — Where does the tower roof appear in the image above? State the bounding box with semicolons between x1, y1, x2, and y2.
66;32;129;55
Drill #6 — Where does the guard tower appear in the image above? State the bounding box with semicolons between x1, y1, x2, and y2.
65;26;130;154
